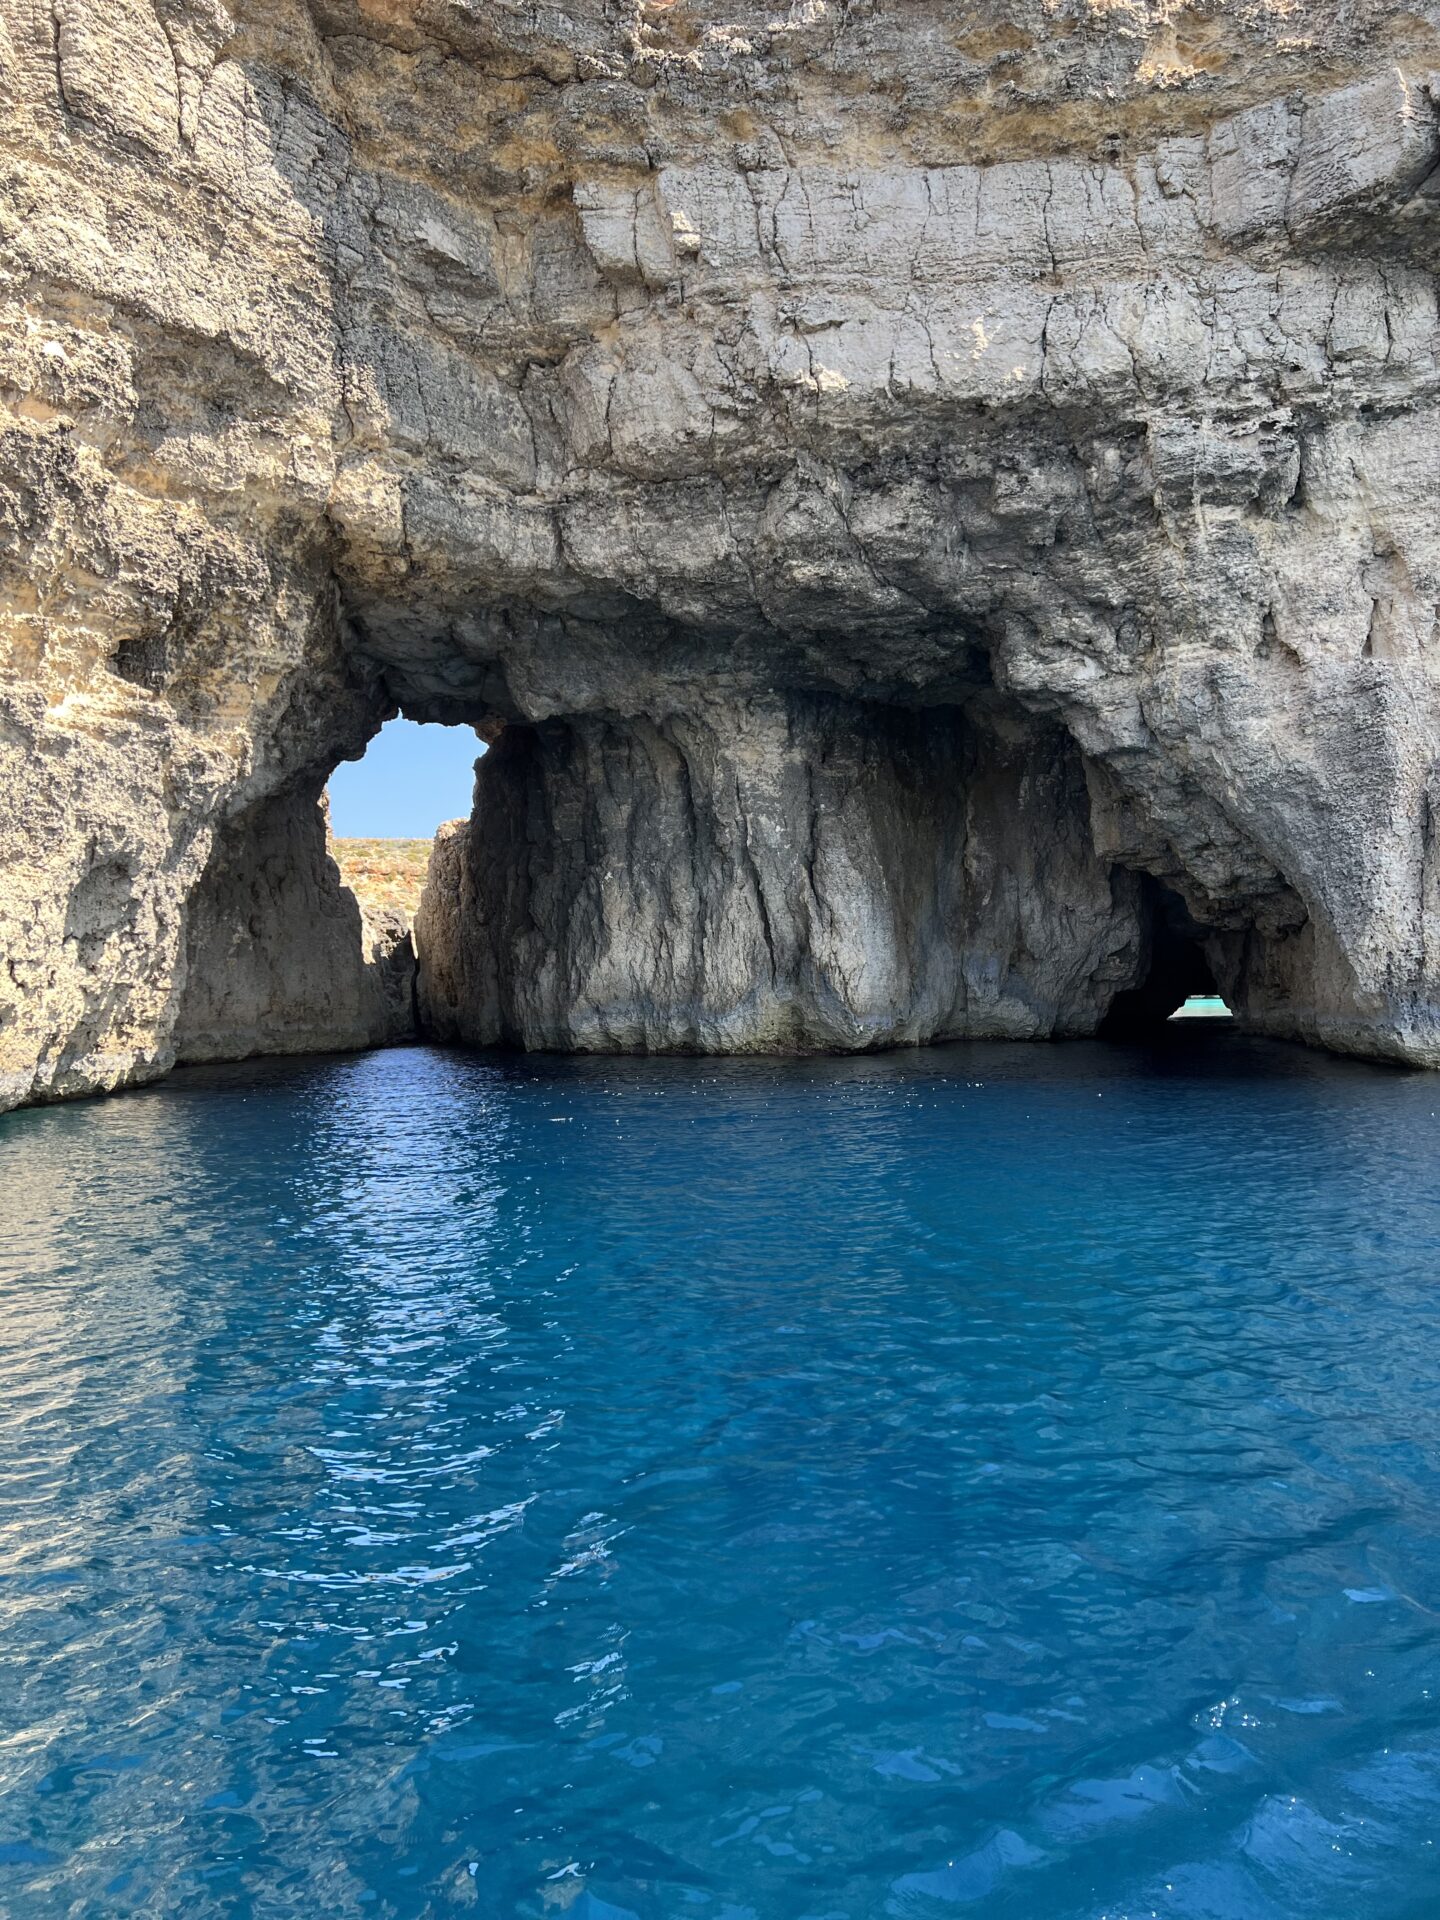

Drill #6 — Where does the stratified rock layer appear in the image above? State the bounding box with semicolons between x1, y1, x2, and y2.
5;0;1440;1100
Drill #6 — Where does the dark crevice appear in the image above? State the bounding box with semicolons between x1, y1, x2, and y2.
1101;876;1221;1037
112;628;174;691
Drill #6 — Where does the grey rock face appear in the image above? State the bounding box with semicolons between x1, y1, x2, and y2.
5;0;1440;1101
416;699;1143;1052
175;790;415;1066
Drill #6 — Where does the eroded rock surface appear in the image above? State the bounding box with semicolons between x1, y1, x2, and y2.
5;0;1440;1100
175;791;415;1065
416;699;1142;1051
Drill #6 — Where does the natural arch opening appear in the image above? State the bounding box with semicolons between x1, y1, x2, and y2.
171;715;483;1068
168;683;1297;1073
1099;878;1231;1040
327;716;484;926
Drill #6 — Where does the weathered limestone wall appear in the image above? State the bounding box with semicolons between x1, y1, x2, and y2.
5;0;1440;1100
0;0;380;1104
174;789;415;1065
416;700;1144;1052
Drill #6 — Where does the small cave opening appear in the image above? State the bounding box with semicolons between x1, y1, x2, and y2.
1100;877;1232;1039
173;714;486;1068
325;715;485;921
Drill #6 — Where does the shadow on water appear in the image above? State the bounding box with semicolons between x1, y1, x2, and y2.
151;1017;1408;1101
2;1030;1440;1918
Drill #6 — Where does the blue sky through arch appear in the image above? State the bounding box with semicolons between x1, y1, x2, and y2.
327;717;484;839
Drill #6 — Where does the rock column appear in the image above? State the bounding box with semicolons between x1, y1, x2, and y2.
416;697;1146;1053
174;787;417;1066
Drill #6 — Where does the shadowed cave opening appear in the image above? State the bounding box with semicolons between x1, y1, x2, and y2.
1101;878;1229;1039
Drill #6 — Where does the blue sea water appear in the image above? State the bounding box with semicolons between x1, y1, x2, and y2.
2;1035;1440;1919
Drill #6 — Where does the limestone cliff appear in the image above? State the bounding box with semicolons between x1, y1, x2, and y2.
5;0;1440;1102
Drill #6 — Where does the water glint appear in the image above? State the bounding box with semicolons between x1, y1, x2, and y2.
0;1034;1438;1917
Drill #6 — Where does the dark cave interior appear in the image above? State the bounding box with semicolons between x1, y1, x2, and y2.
1100;878;1226;1038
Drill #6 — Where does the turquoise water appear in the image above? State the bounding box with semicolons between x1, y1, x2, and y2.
3;1036;1440;1918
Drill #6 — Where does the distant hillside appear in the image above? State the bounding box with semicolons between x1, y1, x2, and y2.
332;839;434;922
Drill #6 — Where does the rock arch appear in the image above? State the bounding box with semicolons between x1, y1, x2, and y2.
4;1;1440;1107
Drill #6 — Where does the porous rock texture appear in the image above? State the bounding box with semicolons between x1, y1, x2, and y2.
5;0;1440;1103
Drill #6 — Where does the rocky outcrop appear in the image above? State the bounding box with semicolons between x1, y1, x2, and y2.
5;0;1440;1102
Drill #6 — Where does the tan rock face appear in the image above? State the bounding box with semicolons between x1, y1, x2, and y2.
5;0;1440;1100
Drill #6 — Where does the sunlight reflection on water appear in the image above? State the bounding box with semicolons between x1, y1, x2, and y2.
1;1034;1439;1917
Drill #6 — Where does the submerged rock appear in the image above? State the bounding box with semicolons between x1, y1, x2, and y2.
4;0;1440;1100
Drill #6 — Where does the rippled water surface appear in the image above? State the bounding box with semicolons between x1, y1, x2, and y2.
3;1036;1440;1918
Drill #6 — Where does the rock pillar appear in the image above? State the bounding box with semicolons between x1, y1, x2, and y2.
174;788;416;1065
416;698;1146;1053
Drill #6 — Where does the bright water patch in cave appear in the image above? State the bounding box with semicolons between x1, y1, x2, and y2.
2;1039;1440;1917
1172;993;1235;1021
1101;878;1232;1039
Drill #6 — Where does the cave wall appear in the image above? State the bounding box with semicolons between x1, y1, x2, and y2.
5;1;1440;1100
174;787;415;1065
415;699;1144;1052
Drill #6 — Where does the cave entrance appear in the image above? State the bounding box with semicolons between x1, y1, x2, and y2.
1100;878;1231;1039
172;715;483;1068
326;717;484;925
